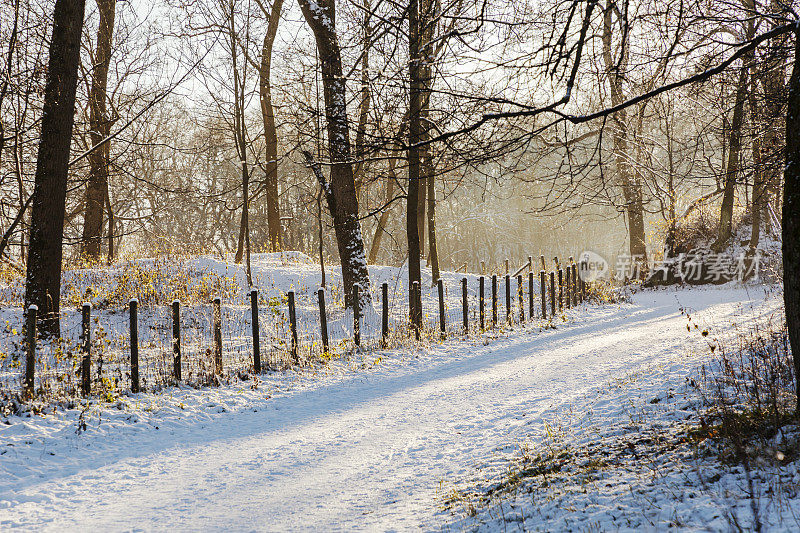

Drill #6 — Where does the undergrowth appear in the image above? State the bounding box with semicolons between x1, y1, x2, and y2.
690;312;797;465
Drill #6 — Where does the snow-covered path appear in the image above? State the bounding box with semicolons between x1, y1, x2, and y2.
0;287;779;531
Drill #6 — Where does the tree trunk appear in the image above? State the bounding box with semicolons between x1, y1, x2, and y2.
298;0;371;310
716;35;752;250
750;136;764;249
0;0;20;182
258;0;284;252
80;0;115;261
417;175;426;256
230;4;253;286
354;0;371;199
783;27;800;413
426;160;439;282
749;66;764;252
105;182;114;264
602;1;647;271
24;0;86;338
714;67;747;250
761;20;789;232
368;156;396;264
407;0;423;328
421;0;438;279
0;197;31;261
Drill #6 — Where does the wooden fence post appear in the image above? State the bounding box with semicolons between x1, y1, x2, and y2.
571;266;576;308
491;275;498;328
540;270;547;319
129;299;139;393
517;274;524;322
568;264;573;307
479;276;485;330
540;255;546;271
505;258;509;275
319;288;329;353
213;297;223;374
287;291;298;363
573;264;579;307
24;305;37;397
251;290;261;373
558;267;563;311
505;274;512;323
437;278;446;337
565;267;571;310
462;277;468;333
81;303;91;396
353;284;361;346
528;271;535;319
172;300;181;381
381;282;389;347
549;271;556;317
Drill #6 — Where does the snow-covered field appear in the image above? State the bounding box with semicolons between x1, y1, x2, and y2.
0;281;785;530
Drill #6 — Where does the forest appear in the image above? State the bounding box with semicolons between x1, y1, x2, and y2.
2;0;800;529
0;0;794;303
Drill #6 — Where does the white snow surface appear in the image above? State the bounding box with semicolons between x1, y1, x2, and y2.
0;285;784;531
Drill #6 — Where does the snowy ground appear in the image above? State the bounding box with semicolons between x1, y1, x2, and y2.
0;253;490;395
0;284;787;531
443;286;799;532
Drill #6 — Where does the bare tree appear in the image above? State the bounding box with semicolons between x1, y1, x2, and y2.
784;25;800;411
255;0;284;252
601;0;648;269
715;14;756;250
297;0;371;309
407;0;424;327
80;0;116;262
24;0;86;337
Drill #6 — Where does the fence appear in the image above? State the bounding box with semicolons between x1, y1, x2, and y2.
6;255;592;402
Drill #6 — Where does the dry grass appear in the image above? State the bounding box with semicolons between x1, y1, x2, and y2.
690;313;796;464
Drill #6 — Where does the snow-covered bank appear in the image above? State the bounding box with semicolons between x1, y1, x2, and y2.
0;285;782;530
0;253;488;398
443;285;796;532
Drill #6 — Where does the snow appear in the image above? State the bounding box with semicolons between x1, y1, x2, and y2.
444;289;798;531
0;253;493;394
0;282;786;530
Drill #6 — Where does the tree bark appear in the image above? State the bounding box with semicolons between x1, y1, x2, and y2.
230;2;253;286
105;183;114;264
715;23;753;250
602;1;647;270
353;0;371;199
749;66;764;252
368;156;396;264
407;0;423;328
298;0;371;310
426;160;439;281
258;0;284;252
24;0;87;338
421;0;438;280
0;0;20;174
80;0;116;261
761;14;789;230
783;27;800;412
